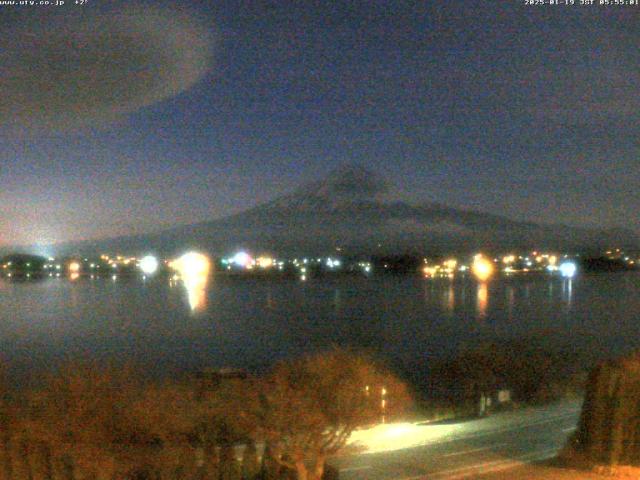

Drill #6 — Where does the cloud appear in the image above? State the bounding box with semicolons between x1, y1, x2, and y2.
0;6;212;131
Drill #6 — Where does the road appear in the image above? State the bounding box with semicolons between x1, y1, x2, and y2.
332;399;582;480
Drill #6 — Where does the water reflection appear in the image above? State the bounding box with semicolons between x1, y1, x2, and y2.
0;272;638;384
170;252;211;313
505;285;515;321
444;283;455;312
476;282;488;318
333;288;342;311
184;276;208;312
266;288;275;310
562;278;574;308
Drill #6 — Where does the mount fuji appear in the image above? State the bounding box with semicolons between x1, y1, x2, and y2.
43;164;639;256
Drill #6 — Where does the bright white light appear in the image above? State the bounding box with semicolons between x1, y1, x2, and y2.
349;421;463;454
139;255;159;275
175;252;210;278
232;251;252;268
559;261;577;278
326;258;341;269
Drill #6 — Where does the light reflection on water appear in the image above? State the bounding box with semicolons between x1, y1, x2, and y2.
183;275;209;312
505;285;515;322
0;272;636;382
476;282;488;319
562;278;574;308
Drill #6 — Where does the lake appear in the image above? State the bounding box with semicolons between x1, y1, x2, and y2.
1;272;639;387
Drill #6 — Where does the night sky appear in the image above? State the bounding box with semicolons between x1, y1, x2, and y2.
0;1;638;249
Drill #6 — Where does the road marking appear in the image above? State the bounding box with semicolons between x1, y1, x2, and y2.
441;443;506;457
340;465;372;472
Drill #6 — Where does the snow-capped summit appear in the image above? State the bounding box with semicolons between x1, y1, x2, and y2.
260;163;388;212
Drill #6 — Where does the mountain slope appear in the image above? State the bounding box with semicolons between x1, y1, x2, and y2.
43;165;639;256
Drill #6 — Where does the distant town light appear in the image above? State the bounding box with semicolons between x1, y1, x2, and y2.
423;266;438;278
559;261;577;278
256;256;274;268
472;255;494;282
443;259;457;271
232;251;252;268
139;255;159;275
175;252;211;278
68;262;81;273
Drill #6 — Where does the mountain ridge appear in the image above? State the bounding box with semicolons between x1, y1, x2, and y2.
7;164;639;256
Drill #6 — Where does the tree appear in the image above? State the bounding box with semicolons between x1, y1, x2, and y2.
240;439;259;480
254;349;412;480
21;363;141;480
0;365;14;480
572;352;640;466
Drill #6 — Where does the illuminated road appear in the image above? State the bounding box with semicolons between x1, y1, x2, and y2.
333;399;582;480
